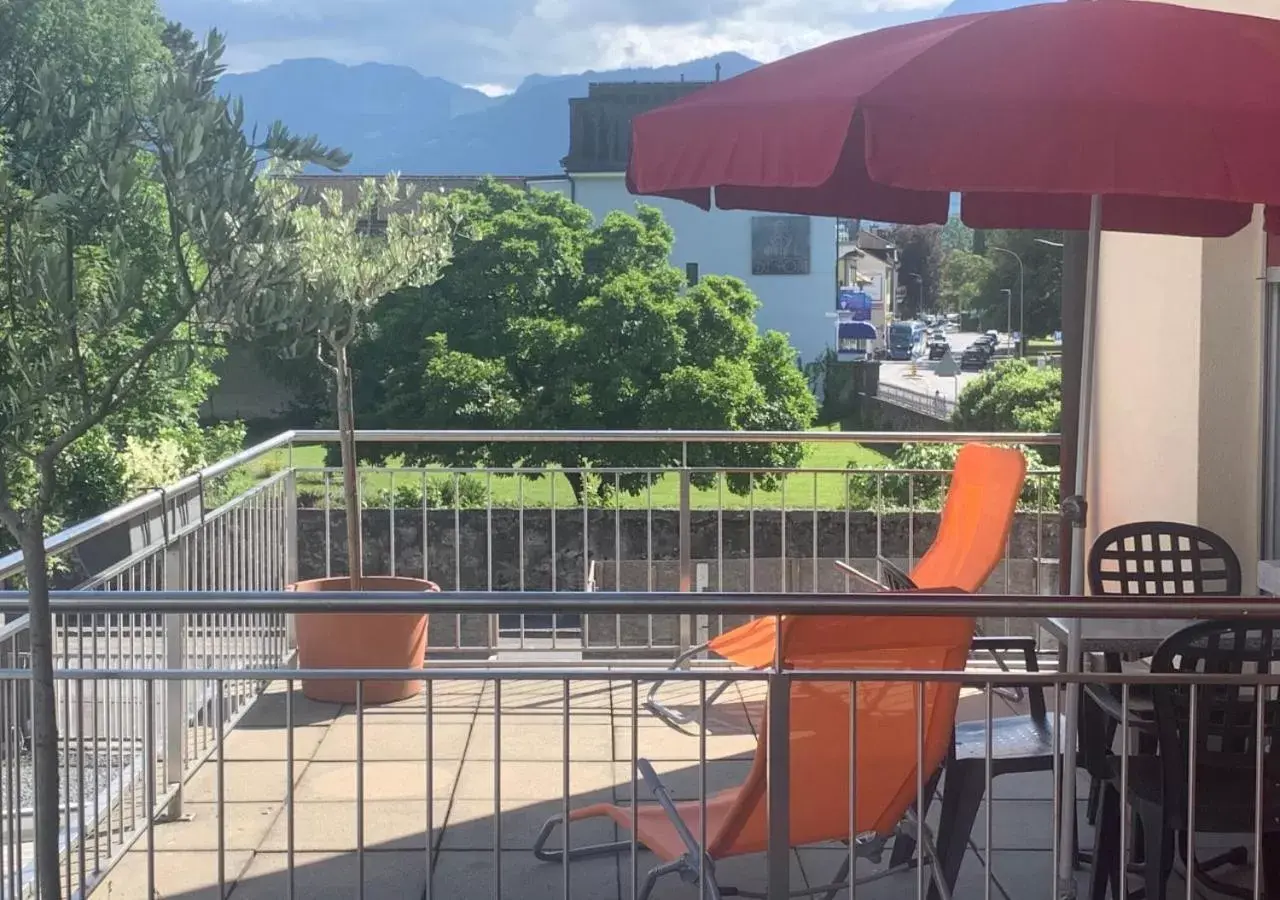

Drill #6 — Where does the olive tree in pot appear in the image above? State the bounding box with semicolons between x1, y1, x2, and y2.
284;174;456;703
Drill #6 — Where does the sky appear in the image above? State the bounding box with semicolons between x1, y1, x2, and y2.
159;0;957;94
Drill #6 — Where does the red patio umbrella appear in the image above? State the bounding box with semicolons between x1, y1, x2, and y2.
628;1;1280;237
626;2;1280;895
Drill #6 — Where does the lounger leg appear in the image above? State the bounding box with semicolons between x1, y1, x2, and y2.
637;860;688;900
889;766;943;868
644;643;715;730
532;814;633;863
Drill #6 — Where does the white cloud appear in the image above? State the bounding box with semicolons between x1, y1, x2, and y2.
162;0;952;84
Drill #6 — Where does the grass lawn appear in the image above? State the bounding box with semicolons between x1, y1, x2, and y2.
234;431;894;511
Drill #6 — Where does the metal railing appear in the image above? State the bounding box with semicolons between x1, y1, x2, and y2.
874;383;958;420
0;592;1277;900
0;428;1062;898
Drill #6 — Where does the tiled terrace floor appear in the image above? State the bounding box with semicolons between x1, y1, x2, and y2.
88;677;1155;899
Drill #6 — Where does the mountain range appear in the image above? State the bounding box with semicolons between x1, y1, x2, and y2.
220;53;758;175
217;0;1049;177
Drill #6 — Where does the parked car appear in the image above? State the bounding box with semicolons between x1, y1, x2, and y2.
960;346;989;370
928;339;950;360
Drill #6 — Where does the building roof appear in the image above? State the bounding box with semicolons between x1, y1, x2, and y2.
563;81;714;174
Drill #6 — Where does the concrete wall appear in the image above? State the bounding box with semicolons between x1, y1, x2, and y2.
1086;0;1272;591
296;508;1058;593
532;175;838;363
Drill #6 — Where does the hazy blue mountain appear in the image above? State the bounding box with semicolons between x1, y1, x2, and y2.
221;53;758;175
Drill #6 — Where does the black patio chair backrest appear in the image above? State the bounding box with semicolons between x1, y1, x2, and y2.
1088;521;1241;597
1149;620;1280;820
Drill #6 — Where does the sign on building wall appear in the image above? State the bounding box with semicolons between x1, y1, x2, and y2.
837;288;873;320
751;216;811;275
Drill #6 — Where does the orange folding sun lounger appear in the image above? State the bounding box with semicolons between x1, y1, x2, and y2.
645;442;1027;728
533;611;976;899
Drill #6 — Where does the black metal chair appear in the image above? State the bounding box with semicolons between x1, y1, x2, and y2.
1089;620;1280;900
873;559;1059;900
1084;521;1243;820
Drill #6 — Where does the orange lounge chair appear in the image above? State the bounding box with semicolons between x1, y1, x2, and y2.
533;610;976;900
645;443;1028;728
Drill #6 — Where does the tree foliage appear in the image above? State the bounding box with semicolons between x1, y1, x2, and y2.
357;179;817;500
280;174;457;582
952;359;1062;465
938;249;993;315
967;229;1064;337
0;25;345;895
877;223;943;316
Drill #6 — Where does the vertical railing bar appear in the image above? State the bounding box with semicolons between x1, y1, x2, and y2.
453;472;463;651
390;471;397;577
550;475;557;648
562;679;571;900
324;470;333;578
780;476;787;593
493;679;502;900
907;475;916;569
766;630;790;900
216;678;226;896
487;472;495;652
915;680;925;900
1119;684;1130;896
848;679;857;900
717;473;724;595
1253;679;1265;900
421;470;429;584
984;682;994;900
811;471;818;594
699;678;708;899
357;680;365;900
614;472;622;649
425;679;434;900
630;680;640;900
287;679;296;900
145;679;157;900
1185;683;1197;900
749;476;756;594
843;472;852;593
646;474;654;648
1050;682;1061;900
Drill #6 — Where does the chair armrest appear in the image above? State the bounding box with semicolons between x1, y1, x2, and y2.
1083;683;1155;729
971;635;1039;671
969;635;1046;721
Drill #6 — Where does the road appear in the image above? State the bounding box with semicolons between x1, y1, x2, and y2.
878;330;990;404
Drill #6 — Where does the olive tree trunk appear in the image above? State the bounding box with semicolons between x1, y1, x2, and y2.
21;525;61;899
334;342;363;588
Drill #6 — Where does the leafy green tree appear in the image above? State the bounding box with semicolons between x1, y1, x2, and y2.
357;179;816;500
877;223;943;316
952;359;1062;465
940;217;972;254
969;229;1065;337
282;174;457;585
0;31;345;895
938;250;993;315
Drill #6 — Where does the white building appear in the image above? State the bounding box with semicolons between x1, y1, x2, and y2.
528;82;837;364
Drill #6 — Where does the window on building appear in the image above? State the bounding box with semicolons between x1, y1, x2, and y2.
685;262;699;287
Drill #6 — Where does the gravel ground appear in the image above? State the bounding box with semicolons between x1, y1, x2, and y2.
6;749;131;811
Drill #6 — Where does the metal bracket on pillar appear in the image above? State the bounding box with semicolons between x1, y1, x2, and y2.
1061;495;1088;529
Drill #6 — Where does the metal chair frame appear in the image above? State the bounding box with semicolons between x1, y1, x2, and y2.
532;758;954;900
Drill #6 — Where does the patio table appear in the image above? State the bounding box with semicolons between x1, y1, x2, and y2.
1039;617;1195;657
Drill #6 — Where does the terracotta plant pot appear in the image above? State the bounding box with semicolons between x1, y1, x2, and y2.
290;576;439;704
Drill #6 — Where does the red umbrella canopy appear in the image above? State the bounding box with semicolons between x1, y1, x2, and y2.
627;0;1280;237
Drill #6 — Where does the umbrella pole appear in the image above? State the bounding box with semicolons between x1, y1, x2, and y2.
1056;193;1103;899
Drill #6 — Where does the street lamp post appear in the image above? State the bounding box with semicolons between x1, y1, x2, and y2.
990;246;1025;355
999;288;1013;344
